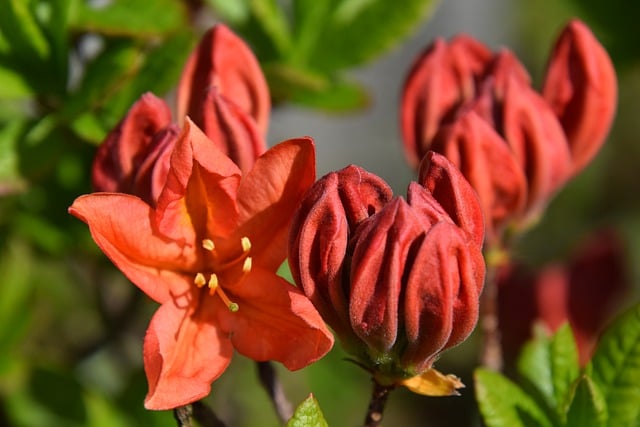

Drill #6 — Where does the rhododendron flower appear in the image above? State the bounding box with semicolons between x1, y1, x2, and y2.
498;230;628;366
402;19;616;242
289;152;485;395
92;24;269;202
70;120;333;410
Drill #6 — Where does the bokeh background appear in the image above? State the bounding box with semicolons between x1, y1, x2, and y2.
1;0;639;425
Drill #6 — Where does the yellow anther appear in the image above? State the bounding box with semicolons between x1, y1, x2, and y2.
208;274;219;293
241;236;251;253
242;257;252;274
202;239;215;251
194;273;207;287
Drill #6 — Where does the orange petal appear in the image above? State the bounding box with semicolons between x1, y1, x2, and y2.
398;368;465;396
217;268;333;370
155;119;242;241
69;193;194;303
235;137;316;270
177;24;270;135
143;297;233;410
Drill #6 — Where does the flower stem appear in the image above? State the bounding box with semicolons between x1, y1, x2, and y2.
480;246;507;371
192;401;227;427
173;405;193;427
256;361;293;423
363;379;395;427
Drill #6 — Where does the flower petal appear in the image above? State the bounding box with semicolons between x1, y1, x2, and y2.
217;268;333;371
143;296;233;410
155;119;242;242
235;137;316;270
177;24;270;135
69;193;194;303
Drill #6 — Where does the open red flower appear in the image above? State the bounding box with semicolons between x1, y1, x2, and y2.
70;120;333;410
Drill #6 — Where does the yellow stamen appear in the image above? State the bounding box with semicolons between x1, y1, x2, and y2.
207;277;238;312
194;273;207;287
207;273;219;293
242;256;252;274
241;236;251;253
202;239;215;251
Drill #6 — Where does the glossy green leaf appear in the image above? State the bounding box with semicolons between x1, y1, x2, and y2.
71;0;188;37
300;0;438;72
286;394;329;427
475;368;553;427
517;323;580;417
566;375;607;427
590;303;640;427
549;324;580;412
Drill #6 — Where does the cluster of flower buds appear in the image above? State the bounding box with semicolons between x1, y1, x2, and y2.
401;20;617;242
289;152;485;394
91;25;269;206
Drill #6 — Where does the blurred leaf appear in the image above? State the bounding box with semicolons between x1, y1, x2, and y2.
84;391;130;427
566;375;607;427
205;0;250;24
70;112;108;144
517;326;554;407
549;324;579;412
299;0;438;72
286;394;329;427
0;120;27;195
37;0;73;90
590;303;640;427
289;0;332;66
0;239;35;359
71;0;188;37
0;0;50;62
265;62;369;111
475;368;553;427
14;212;69;253
63;39;140;121
250;0;292;56
0;64;33;98
29;366;87;424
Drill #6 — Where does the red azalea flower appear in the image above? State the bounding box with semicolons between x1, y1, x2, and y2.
70;120;333;410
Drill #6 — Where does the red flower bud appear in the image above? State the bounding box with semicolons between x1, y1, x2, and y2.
177;25;271;137
427;111;527;241
289;153;485;384
542;19;617;174
92;93;176;206
401;35;493;167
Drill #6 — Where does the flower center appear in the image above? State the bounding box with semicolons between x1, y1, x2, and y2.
193;237;253;312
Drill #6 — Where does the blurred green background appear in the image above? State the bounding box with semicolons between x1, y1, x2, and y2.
1;0;639;426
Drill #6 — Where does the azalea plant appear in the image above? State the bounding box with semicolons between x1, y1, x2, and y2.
1;1;640;427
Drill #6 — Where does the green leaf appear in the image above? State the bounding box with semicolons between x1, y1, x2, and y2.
566;375;607;427
205;0;250;24
29;366;87;424
71;0;188;37
517;323;580;417
301;0;438;72
0;64;33;98
0;121;27;195
265;63;370;111
590;303;640;427
0;0;50;61
250;0;292;56
286;394;329;427
550;324;580;412
475;368;553;427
